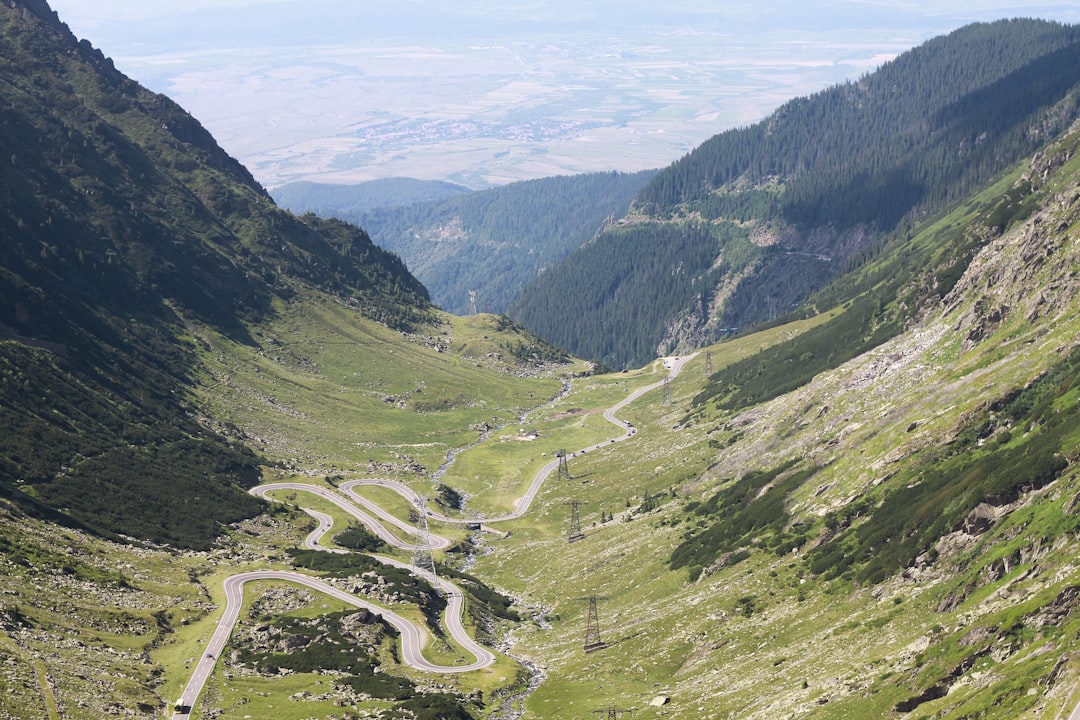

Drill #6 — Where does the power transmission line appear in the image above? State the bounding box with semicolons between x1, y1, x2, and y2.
411;495;438;587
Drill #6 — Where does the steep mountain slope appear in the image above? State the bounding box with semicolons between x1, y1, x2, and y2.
4;3;1080;719
475;119;1080;720
510;19;1080;369
271;177;471;216
4;121;1079;717
0;0;430;548
305;170;655;316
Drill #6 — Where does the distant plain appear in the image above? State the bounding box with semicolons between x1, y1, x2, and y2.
47;0;1080;189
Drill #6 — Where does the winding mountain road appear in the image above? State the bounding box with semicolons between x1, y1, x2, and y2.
251;482;451;551
343;354;694;525
173;355;692;718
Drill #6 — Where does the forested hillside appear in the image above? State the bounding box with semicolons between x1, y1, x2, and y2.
510;19;1080;369
0;0;431;549
272;177;471;216
6;4;1080;719
312;170;655;315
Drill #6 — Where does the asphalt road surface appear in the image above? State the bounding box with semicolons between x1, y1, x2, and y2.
174;355;693;718
252;482;451;550
172;569;494;718
341;353;696;526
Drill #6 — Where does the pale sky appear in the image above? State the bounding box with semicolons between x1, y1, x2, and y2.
42;0;1080;188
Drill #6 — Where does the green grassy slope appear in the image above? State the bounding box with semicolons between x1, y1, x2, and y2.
0;0;430;549
4;129;1080;717
459;126;1080;720
0;302;589;719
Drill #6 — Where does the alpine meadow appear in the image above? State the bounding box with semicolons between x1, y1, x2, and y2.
4;3;1080;720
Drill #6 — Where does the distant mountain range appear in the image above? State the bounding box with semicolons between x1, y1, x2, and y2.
5;3;1080;720
281;19;1080;370
286;170;656;316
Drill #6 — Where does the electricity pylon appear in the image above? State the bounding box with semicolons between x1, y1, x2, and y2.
705;350;713;375
593;708;633;719
564;500;585;543
411;495;438;587
662;376;671;405
583;595;608;652
556;449;572;481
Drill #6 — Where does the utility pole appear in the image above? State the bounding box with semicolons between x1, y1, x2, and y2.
557;450;572;481
593;708;633;719
583;595;608;652
564;500;586;543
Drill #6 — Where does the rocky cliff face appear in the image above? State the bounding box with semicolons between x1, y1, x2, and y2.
946;137;1080;348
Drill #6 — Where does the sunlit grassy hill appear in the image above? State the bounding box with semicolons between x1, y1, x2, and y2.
463;124;1080;720
3;1;1080;719
4;123;1080;718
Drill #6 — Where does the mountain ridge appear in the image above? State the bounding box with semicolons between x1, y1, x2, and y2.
0;0;432;549
509;18;1080;369
304;170;656;316
3;3;1080;719
272;178;472;216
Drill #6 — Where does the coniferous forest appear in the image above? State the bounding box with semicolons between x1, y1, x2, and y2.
305;170;656;316
510;19;1080;369
0;3;431;548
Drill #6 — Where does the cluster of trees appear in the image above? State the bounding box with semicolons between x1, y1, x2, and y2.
492;314;570;366
436;563;521;623
514;19;1080;368
234;609;475;719
0;3;436;548
332;524;387;553
670;461;816;579
287;549;447;636
350;171;656;316
510;221;739;369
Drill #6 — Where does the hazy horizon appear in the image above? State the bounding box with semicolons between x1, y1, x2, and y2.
45;1;1080;189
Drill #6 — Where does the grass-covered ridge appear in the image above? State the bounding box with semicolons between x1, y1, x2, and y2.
4;3;1080;719
0;0;433;549
464;122;1080;719
808;344;1079;585
192;301;589;477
